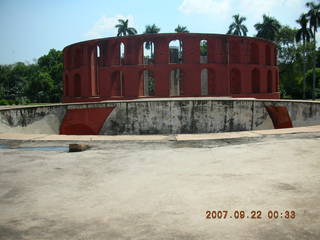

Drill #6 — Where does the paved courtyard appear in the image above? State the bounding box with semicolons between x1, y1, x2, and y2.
0;132;320;239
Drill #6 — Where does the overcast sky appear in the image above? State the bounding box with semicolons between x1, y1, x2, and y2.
0;0;308;64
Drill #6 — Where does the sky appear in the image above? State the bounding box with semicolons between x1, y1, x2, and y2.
0;0;308;64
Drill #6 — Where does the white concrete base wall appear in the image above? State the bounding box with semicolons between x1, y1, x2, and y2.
0;98;319;135
100;99;320;135
0;106;66;134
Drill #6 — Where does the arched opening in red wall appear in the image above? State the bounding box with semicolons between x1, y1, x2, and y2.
267;70;273;93
170;68;183;96
111;71;124;97
120;42;125;65
251;68;260;93
265;45;271;65
74;74;81;97
230;68;241;94
201;68;216;96
96;45;101;58
65;75;69;96
208;68;216;95
143;41;155;64
229;41;240;63
200;40;208;64
139;69;155;96
96;45;100;95
169;40;183;64
250;43;259;64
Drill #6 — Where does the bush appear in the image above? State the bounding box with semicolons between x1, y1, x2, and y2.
0;99;9;105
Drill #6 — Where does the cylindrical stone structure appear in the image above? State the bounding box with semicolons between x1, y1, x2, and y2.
63;33;280;103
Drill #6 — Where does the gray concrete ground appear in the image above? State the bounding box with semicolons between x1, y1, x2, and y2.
0;132;320;239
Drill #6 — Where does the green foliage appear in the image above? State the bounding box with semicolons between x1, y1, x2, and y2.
143;24;160;58
305;68;320;98
277;25;315;99
276;26;298;64
0;49;63;104
144;24;160;34
174;25;189;33
115;19;137;36
227;14;248;36
200;41;207;56
37;49;63;102
305;1;320;99
0;99;9;105
296;14;313;43
254;14;281;41
306;1;320;35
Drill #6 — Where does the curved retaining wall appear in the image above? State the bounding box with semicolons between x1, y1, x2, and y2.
0;99;319;135
0;105;66;134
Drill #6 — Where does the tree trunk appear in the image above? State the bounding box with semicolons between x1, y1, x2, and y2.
179;40;183;63
151;42;154;63
312;34;316;100
303;41;307;99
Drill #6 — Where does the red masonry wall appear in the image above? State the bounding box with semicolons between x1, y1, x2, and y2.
60;107;115;135
265;106;293;129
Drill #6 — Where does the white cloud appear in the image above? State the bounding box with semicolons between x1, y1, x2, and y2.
238;0;277;18
178;0;305;19
178;0;306;35
85;15;135;39
179;0;231;18
238;0;304;19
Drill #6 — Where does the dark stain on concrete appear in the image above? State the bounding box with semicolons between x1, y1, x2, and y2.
0;226;24;240
1;188;21;200
275;183;297;191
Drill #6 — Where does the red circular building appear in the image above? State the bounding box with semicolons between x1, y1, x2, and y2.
62;33;279;103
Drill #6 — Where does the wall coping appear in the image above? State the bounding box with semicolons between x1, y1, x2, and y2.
1;98;320;112
64;32;276;50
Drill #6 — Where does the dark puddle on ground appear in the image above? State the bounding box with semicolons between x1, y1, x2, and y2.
0;144;7;149
0;144;68;152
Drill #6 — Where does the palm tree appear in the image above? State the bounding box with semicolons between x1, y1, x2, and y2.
306;1;320;100
227;14;248;36
175;25;189;33
254;14;281;41
296;14;313;99
115;19;137;37
174;25;189;61
144;24;161;34
143;24;160;60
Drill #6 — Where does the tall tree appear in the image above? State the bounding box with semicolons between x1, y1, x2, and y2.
143;24;160;60
0;48;63;104
174;25;189;61
227;14;248;36
254;14;281;41
174;25;189;33
144;24;160;34
306;1;320;99
277;26;301;98
277;26;298;64
37;49;63;102
296;14;313;99
115;19;137;37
